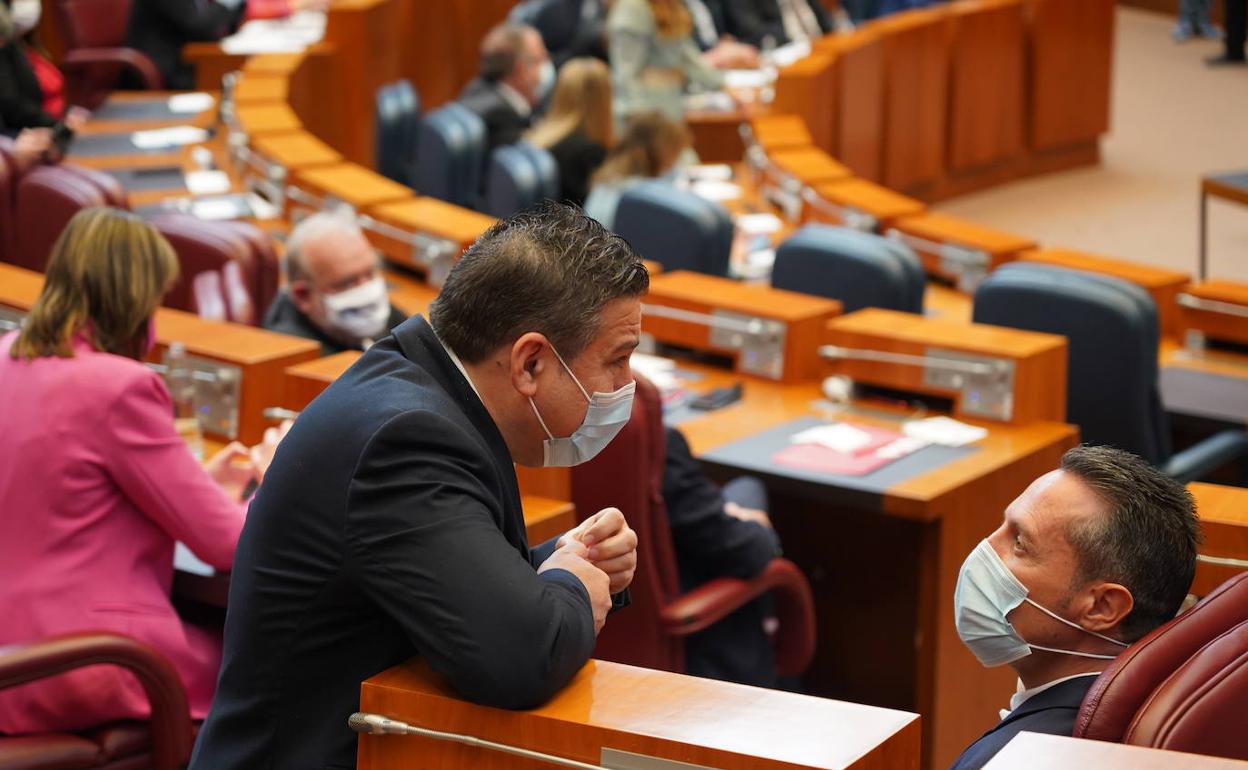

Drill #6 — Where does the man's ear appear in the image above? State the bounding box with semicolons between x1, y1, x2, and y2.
1082;582;1135;636
289;280;314;314
510;332;548;398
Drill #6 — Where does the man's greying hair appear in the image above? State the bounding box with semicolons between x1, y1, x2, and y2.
284;212;366;285
479;23;534;82
1060;445;1200;642
430;201;648;363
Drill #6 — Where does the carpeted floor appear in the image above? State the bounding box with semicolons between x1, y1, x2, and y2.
935;7;1248;282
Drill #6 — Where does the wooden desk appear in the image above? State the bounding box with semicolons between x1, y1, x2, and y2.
235;102;303;136
807;178;927;231
668;358;1077;769
359;658;920;770
233;73;290;104
774;53;837;155
748;114;815;153
812;28;885;183
1019;248;1191;338
983;732;1248;770
1026;0;1115;158
1177;280;1248;347
363;198;497;281
1200;172;1248;280
768;146;853;189
889;212;1035;291
287;163;413;220
249;130;343;170
79;91;219;135
1189;482;1248;597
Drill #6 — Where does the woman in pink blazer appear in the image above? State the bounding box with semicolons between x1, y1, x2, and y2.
0;208;279;733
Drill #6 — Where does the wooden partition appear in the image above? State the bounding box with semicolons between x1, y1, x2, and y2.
945;0;1027;184
1019;248;1191;337
323;0;402;165
1025;0;1116;157
876;8;954;197
401;0;515;109
825;308;1068;424
359;659;921;770
1189;482;1248;597
1176;280;1248;347
813;28;885;183
774;53;838;154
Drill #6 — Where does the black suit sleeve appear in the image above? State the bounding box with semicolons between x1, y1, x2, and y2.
140;0;240;42
721;0;787;47
345;410;596;710
0;44;55;134
663;428;779;580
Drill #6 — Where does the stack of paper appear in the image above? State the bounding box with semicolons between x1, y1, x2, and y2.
902;416;988;447
131;125;209;149
221;10;326;54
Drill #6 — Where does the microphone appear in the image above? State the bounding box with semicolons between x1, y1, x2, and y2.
348;712;415;736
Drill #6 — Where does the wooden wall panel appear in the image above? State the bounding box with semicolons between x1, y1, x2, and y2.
877;8;953;196
1026;0;1116;151
947;0;1027;174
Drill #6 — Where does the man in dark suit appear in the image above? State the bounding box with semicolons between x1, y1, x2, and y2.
663;427;782;687
949;445;1199;770
721;0;832;49
125;0;243;90
189;202;644;770
459;22;552;154
261;213;406;355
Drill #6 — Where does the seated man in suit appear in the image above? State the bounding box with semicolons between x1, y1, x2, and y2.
459;22;554;154
664;426;782;687
949;445;1199;770
261;212;405;355
190;202;642;770
685;0;761;69
722;0;832;48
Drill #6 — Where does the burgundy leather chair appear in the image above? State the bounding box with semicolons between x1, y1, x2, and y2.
569;376;816;677
147;214;277;324
0;632;194;770
13;165;123;272
1075;572;1248;759
53;0;163;109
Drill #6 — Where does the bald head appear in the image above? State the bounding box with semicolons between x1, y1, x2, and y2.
285;213;386;337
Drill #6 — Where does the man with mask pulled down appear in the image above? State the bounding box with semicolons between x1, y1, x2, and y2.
948;445;1199;770
190;203;642;770
262;213;406;355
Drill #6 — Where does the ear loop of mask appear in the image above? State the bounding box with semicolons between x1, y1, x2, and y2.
1021;597;1130;660
528;341;589;441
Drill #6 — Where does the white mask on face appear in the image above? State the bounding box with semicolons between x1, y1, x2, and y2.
10;0;40;35
528;343;635;468
321;276;391;343
536;59;556;103
954;539;1130;667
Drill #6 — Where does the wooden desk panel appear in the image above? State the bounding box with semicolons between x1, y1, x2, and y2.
890;212;1035;286
323;0;402;165
769;147;853;188
1025;0;1116;152
1177;280;1248;346
749;114;815;153
233;73;290;103
946;0;1026;174
0;263;43;310
774;53;837;154
235;103;303;136
1189;482;1248;597
876;8;953;197
808;178;927;229
1019;248;1191;337
250;130;344;170
982;732;1248;770
284;350;363;410
289;163;413;216
816;28;885;183
363;198;496;277
360;659;921;770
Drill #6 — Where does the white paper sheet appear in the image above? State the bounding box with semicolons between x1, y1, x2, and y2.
131;125;209;149
167;92;214;114
902;416;988;447
790;423;873;453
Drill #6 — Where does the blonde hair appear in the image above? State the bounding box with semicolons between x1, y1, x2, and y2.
526;58;614;150
649;0;693;39
11;207;180;361
591;112;691;187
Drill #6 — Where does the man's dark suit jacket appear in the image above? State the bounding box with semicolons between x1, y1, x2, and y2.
260;291;408;357
125;0;242;90
187;316;596;770
0;43;56;136
458;77;531;155
722;0;833;47
948;674;1097;770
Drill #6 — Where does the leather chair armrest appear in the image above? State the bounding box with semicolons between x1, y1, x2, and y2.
1163;430;1248;484
0;632;193;770
62;48;164;91
660;558;816;676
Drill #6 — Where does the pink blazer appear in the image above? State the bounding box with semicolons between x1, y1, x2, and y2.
0;332;246;734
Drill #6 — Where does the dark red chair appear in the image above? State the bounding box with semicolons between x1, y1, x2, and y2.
569;376;816;678
1075;572;1248;759
0;632;194;770
13;165;123;271
147;214;277;324
53;0;163;109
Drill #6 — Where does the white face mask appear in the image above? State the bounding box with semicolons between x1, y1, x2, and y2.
10;0;40;34
321;276;390;343
536;59;556;103
528;344;635;468
954;539;1129;667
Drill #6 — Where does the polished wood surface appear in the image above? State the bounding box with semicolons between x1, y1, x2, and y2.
825;308;1068;424
233;73;290;104
323;0;402;165
284;350;363;410
1203;175;1248;208
1177;280;1248;346
769;146;854;187
774;53;837;155
750;114;815;152
1020;247;1190;336
520;497;577;545
359;659;921;770
0;263;44;310
643;270;842;383
982;732;1248;770
891;212;1035;282
1189;482;1248;597
365;198;498;252
813;28;885;183
250;130;344;170
402;0;515;108
945;0;1026;175
235;102;304;136
289;163;413;214
1026;0;1116;153
808;178;926;228
877;8;953;196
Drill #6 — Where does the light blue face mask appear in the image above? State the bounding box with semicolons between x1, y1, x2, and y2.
529;345;635;468
954;539;1130;667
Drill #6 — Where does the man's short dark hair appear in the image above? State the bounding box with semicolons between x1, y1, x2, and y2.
430;201;649;363
1060;445;1201;642
479;23;531;82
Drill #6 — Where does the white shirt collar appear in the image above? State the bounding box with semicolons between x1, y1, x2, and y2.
495;81;532;119
432;327;483;401
999;673;1101;720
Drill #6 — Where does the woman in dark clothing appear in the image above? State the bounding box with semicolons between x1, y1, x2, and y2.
526;57;614;208
0;0;85;138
